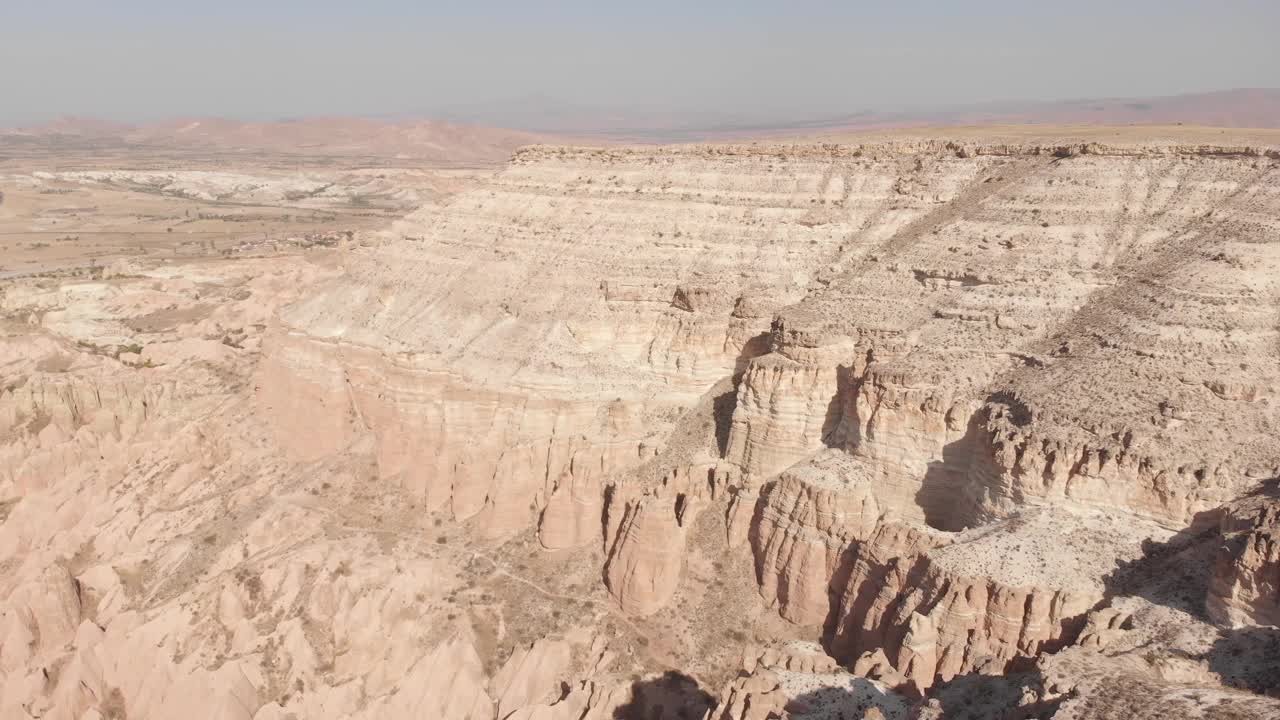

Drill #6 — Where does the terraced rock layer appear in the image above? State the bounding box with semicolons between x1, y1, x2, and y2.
7;136;1280;719
263;141;1280;697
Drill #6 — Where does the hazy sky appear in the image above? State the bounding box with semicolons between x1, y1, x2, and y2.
4;0;1279;125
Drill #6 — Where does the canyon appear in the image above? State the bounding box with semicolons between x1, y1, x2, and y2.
2;130;1279;719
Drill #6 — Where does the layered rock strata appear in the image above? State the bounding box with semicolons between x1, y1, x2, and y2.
603;484;696;616
837;509;1171;688
749;451;944;626
1207;485;1280;627
10;138;1279;717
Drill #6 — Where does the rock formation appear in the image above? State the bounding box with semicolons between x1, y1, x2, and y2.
5;135;1280;718
1208;484;1280;628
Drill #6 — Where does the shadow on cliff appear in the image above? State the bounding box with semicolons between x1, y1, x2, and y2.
1096;479;1280;699
1207;625;1280;695
713;332;773;458
913;409;987;532
778;668;1065;720
819;362;857;450
612;671;715;720
712;389;737;458
1100;512;1221;621
780;676;907;720
911;390;1046;532
1102;478;1279;619
917;669;1067;720
747;478;775;587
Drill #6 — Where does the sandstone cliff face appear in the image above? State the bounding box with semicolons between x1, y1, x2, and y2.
253;141;1280;714
962;158;1280;528
711;642;908;720
491;638;572;719
740;149;1280;534
1207;485;1280;627
750;453;891;625
266;143;1280;560
746;460;1160;692
724;344;857;480
706;669;789;720
261;143;1007;542
0;253;656;719
824;520;949;663
536;444;618;550
603;484;699;616
0;564;83;675
8;138;1280;718
842;367;980;531
826;508;1167;690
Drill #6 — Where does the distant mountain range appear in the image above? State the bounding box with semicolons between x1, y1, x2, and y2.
794;88;1280;134
0;116;546;165
436;88;1280;141
5;89;1279;156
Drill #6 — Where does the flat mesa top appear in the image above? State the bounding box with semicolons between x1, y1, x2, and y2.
516;124;1280;159
927;507;1176;593
800;123;1280;146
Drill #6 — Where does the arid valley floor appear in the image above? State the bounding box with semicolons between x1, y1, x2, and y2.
2;126;1279;719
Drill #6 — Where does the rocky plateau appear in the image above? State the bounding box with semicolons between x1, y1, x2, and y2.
2;134;1279;719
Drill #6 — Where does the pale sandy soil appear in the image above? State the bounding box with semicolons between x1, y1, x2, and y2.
0;146;489;277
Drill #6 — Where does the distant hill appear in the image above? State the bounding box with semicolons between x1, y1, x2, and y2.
0;116;547;165
438;88;1280;141
794;88;1280;135
435;94;746;138
6;89;1279;152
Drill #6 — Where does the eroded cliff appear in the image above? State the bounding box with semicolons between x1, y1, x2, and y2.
5;136;1280;719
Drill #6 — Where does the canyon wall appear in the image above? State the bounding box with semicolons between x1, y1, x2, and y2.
253;140;1280;711
10;137;1280;719
259;141;1280;691
1208;485;1280;627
